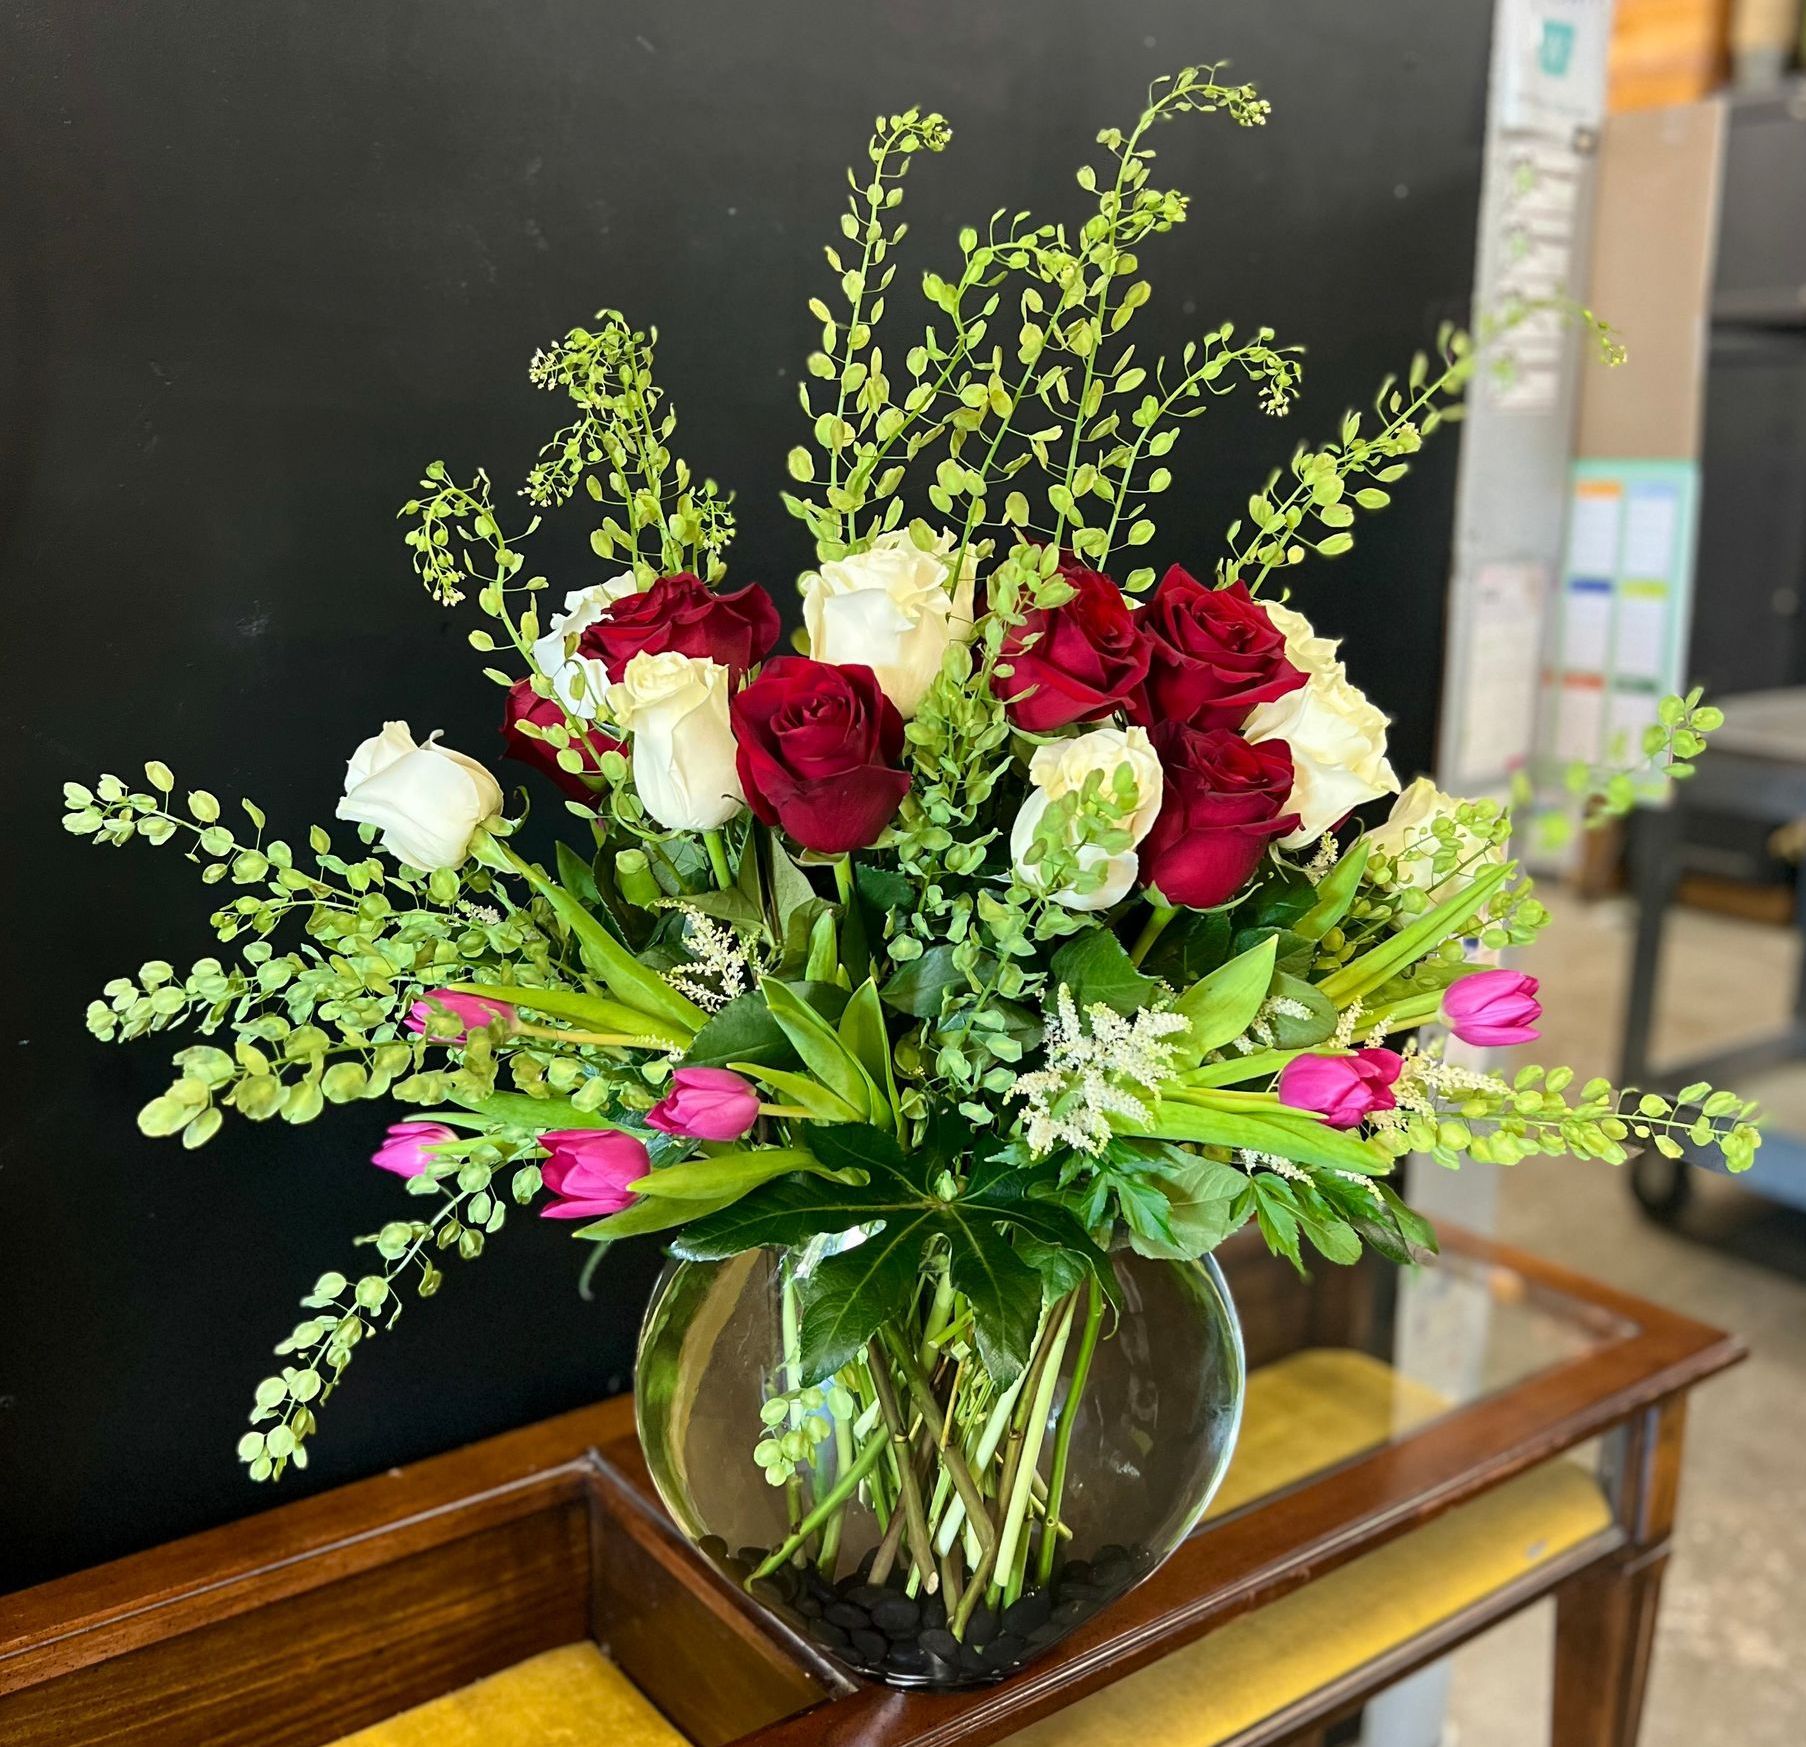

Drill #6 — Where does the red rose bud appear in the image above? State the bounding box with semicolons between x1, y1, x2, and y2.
500;679;622;804
1278;1049;1404;1129
576;573;780;682
996;556;1151;732
1441;969;1541;1047
1136;570;1305;730
1138;723;1299;908
731;656;910;853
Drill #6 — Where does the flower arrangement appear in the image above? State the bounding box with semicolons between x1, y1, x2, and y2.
67;64;1757;1687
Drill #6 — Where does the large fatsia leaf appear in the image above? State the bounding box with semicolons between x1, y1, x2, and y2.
797;1221;929;1383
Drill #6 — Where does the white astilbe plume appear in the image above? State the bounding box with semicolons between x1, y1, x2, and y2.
665;906;750;1014
1009;985;1190;1157
1392;1039;1510;1114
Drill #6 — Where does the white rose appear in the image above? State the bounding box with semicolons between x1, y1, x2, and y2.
335;721;503;870
1260;598;1342;683
529;572;639;718
1010;725;1164;912
607;651;745;832
801;529;976;718
1371;776;1502;895
1244;666;1399;849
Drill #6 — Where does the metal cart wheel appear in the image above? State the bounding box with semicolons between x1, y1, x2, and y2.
1630;1150;1693;1223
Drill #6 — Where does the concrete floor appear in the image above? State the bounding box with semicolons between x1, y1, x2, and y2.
1441;892;1806;1746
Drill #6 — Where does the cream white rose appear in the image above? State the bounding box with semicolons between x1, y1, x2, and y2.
1371;776;1502;895
606;650;745;832
529;572;639;718
1244;666;1399;849
1260;598;1342;683
1010;725;1163;912
801;528;976;718
335;721;503;870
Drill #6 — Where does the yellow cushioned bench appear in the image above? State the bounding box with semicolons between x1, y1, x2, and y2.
329;1350;1611;1747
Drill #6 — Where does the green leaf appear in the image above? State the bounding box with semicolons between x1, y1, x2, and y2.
797;1224;926;1384
1169;936;1277;1068
730;1062;863;1122
1319;861;1514;1007
451;1089;607;1132
943;1221;1041;1386
632;1148;851;1201
1127;1155;1251;1260
1049;928;1161;1015
880;944;965;1018
838;980;899;1127
504;849;705;1036
1133;1095;1391;1174
1295;837;1370;940
449;981;690;1050
686;984;850;1070
1264;973;1338;1048
761;978;875;1120
574;1190;741;1244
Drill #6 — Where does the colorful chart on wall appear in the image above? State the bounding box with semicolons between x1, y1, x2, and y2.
1535;457;1699;800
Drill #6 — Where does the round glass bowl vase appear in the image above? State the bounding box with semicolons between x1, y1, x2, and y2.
635;1240;1245;1690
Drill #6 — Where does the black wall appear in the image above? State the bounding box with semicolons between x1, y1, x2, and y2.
0;0;1492;1590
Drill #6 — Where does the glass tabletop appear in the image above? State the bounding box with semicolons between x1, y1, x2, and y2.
1202;1236;1637;1524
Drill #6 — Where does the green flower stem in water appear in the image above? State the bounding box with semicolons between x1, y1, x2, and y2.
703;828;733;891
994;1293;1077;1608
747;1427;889;1585
816;1391;858;1578
1035;1277;1105;1588
866;1338;939;1593
1129;901;1177;967
879;1325;997;1557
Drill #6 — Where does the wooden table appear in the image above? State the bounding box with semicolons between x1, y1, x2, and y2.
0;1227;1743;1747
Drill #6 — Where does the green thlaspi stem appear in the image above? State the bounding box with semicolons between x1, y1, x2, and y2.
991;1293;1078;1609
748;1427;889;1585
866;1339;939;1593
1035;1278;1104;1588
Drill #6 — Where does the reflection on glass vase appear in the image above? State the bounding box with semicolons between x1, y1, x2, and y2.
635;1233;1245;1691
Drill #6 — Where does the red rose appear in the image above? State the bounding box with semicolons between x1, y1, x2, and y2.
730;657;910;853
577;573;779;681
1135;569;1304;730
1140;723;1298;907
995;556;1150;732
500;679;622;804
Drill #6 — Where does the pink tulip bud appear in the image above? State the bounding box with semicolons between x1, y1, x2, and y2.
537;1128;651;1220
1441;969;1541;1047
371;1121;457;1178
645;1067;762;1141
406;989;516;1044
1277;1048;1404;1130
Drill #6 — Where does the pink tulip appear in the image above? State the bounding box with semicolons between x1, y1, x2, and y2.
1278;1048;1404;1130
646;1067;761;1141
1441;970;1541;1047
406;989;516;1043
371;1121;457;1178
537;1128;651;1220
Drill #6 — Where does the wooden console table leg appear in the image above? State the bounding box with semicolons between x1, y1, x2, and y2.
1552;1546;1668;1747
1553;1394;1688;1747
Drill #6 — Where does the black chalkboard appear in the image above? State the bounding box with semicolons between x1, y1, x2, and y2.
0;0;1491;1590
